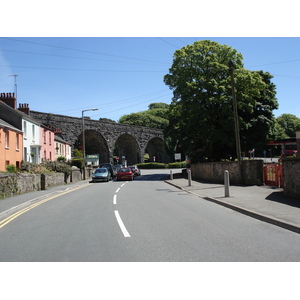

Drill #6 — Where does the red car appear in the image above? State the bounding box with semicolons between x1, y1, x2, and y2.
116;167;134;181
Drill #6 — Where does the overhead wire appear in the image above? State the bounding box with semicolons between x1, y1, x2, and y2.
0;48;170;66
51;89;171;115
95;93;172;119
0;37;169;64
0;64;166;72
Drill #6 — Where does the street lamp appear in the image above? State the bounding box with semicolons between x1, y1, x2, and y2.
82;108;98;180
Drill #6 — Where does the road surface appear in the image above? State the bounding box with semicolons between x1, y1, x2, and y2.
1;169;300;261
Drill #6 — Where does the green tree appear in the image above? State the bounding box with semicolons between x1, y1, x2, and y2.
276;113;300;138
164;40;277;162
239;71;278;154
119;103;169;129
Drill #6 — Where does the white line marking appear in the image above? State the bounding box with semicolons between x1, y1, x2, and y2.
113;194;117;205
121;183;126;187
116;188;120;193
114;210;131;238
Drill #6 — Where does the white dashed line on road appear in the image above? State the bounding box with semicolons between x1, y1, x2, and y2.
114;210;131;238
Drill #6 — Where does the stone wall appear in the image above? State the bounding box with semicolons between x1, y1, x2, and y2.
0;168;88;199
191;160;264;185
282;158;300;199
68;168;82;183
0;173;41;198
41;173;65;190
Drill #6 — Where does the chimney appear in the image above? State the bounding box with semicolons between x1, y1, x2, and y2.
18;103;30;115
0;92;16;109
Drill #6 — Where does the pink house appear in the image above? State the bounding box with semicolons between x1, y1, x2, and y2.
40;124;55;161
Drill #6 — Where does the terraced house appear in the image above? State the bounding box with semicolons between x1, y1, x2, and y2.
0;93;72;169
0;94;41;164
0;118;23;172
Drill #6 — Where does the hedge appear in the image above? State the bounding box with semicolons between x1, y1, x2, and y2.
136;162;190;169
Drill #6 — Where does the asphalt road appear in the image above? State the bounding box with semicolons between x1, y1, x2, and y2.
1;169;300;262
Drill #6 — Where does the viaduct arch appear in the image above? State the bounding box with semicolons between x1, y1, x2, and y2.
30;111;170;165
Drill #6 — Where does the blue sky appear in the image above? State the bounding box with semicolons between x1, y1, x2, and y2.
0;1;300;123
0;36;300;122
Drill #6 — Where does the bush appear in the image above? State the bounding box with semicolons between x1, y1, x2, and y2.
167;161;190;168
6;164;18;173
136;163;168;169
57;156;66;162
72;158;84;170
20;160;72;176
42;160;72;176
136;161;190;169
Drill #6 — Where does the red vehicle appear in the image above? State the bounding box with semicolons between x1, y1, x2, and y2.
116;167;134;181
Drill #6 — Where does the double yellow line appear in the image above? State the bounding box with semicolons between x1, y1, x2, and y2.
0;184;90;229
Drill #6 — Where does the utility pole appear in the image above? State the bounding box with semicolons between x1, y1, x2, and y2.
229;61;242;179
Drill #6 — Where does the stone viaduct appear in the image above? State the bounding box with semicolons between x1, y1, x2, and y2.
30;111;170;166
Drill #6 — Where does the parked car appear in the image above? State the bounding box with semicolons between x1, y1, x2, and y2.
92;168;111;182
116;167;134;181
129;165;141;176
113;164;123;173
99;163;115;178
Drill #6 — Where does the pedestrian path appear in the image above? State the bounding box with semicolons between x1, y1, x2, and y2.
165;178;300;234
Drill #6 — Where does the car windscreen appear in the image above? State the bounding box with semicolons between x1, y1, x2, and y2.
94;168;107;173
118;168;130;173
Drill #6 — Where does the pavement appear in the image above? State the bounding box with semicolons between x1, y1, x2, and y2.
165;178;300;234
1;174;300;235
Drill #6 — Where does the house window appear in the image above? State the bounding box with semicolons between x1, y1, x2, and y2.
49;132;51;145
32;125;35;142
44;150;47;160
5;130;9;148
43;130;46;144
23;121;27;138
16;133;20;150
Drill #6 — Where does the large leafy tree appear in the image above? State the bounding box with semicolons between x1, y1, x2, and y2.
164;40;278;162
118;103;169;129
239;70;278;153
275;113;300;138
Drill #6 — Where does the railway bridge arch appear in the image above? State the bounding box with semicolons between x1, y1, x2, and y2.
30;111;170;165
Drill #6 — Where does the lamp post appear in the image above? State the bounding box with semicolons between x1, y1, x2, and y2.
82;108;98;180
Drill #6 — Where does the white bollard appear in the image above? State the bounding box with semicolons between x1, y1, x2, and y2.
170;170;173;180
224;170;230;197
188;169;192;186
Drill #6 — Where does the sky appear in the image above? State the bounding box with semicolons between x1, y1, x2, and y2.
1;36;300;122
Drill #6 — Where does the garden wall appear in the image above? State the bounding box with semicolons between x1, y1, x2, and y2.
0;168;87;199
282;158;300;199
191;160;264;185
